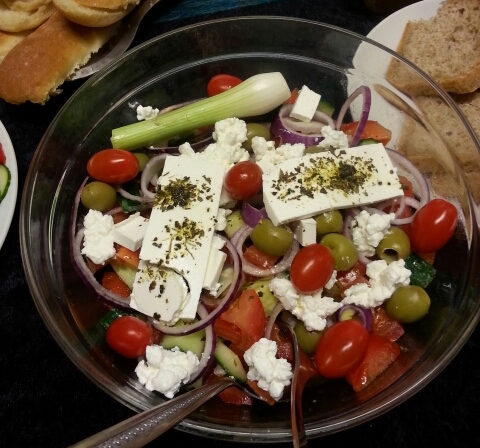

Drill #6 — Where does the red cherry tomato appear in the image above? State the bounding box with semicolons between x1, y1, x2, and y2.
0;143;6;165
290;244;335;294
87;149;139;184
207;74;242;97
106;316;154;359
315;320;369;378
224;161;263;200
409;198;458;253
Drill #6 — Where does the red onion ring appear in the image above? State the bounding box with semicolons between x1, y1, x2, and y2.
187;303;216;384
233;225;300;277
116;186;151;204
336;304;373;332
140;153;168;200
336;85;371;147
270;104;332;146
241;202;267;228
151;234;242;336
264;301;285;340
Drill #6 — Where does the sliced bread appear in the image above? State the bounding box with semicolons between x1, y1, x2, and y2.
386;0;480;96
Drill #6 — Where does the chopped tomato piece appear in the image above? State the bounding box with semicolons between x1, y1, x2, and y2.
115;245;140;270
247;379;276;406
215;289;267;355
102;271;131;299
284;88;299;104
345;333;401;392
213;318;242;345
336;261;368;294
399;175;414;199
416;251;436;265
341;120;392;146
218;386;253;406
111;210;129;224
372;306;405;342
0;143;5;165
243;245;279;269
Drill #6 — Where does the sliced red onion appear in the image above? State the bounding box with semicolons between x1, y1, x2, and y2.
151;234;242;335
336;85;371;147
386;148;430;209
264;301;285;340
241;202;267;228
116;186;151;204
140;153;168;200
186;303;216;384
336;304;373;332
270;104;331;146
233;225;300;277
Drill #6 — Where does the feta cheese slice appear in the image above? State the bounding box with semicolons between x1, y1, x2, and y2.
290;218;317;246
263;143;404;226
289;85;321;122
112;212;149;251
130;155;225;324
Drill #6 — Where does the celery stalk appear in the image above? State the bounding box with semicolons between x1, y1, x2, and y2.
110;72;291;151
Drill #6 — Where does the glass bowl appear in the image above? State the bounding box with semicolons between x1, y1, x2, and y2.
20;16;480;442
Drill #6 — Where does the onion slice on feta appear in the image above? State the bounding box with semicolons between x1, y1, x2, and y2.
336;85;371;147
151;234;242;336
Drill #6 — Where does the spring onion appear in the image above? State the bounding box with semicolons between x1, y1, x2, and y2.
110;72;291;151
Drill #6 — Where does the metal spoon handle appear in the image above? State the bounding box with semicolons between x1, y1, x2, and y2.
69;376;235;448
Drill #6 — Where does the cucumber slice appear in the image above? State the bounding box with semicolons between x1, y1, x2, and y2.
161;327;206;359
0;164;11;204
214;339;247;383
110;260;136;289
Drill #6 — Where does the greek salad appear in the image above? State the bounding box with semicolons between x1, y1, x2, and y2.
71;72;459;404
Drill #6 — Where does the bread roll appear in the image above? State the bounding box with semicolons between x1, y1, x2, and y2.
0;28;31;63
386;0;480;96
52;0;138;27
0;0;56;32
0;11;117;104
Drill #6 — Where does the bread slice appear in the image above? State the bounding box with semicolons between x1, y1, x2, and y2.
0;11;117;104
386;0;480;96
408;94;480;203
52;0;138;27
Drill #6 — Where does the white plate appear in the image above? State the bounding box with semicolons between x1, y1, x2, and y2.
349;0;443;146
0;121;18;250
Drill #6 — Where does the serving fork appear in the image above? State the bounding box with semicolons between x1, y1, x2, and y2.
70;0;163;81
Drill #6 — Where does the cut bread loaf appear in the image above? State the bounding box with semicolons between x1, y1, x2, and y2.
386;0;480;96
0;11;117;104
0;28;31;63
52;0;138;27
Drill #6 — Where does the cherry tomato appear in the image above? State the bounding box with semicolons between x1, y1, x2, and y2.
87;149;139;184
409;198;458;253
106;316;154;359
315;320;369;378
0;143;6;165
224;161;263;200
290;244;335;294
207;74;242;97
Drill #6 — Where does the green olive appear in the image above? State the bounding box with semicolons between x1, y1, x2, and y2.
244;278;278;317
132;152;150;172
250;218;294;256
315;210;343;237
80;181;117;212
320;233;358;271
244;123;271;151
385;285;431;323
224;210;245;238
376;226;411;263
294;320;323;355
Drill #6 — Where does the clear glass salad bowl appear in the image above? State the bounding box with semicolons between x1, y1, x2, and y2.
20;16;480;442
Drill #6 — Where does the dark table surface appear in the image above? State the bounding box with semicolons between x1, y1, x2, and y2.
1;0;479;447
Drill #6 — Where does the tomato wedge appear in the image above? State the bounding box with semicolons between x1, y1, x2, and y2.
102;271;131;299
341;120;392;146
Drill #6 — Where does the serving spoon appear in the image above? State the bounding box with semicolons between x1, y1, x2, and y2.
70;0;163;81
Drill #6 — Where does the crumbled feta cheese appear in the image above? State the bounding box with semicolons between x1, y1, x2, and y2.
316;125;349;151
342;259;411;308
269;276;341;331
251;136;305;173
215;208;232;231
244;338;293;400
135;345;199;399
136;105;160;121
81;210;115;265
350;210;396;257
